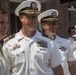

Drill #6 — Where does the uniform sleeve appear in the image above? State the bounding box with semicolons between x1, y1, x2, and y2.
2;43;11;72
67;41;75;61
73;51;76;59
0;53;10;75
71;41;76;51
49;41;62;68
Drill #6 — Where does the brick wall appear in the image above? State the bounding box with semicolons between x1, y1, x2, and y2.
54;0;69;38
42;0;69;38
0;0;70;38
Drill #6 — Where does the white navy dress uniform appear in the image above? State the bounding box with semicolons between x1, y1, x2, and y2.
55;35;75;75
2;0;62;75
38;9;75;75
69;34;76;63
68;37;74;44
38;9;59;23
0;39;10;75
0;53;10;75
2;30;62;75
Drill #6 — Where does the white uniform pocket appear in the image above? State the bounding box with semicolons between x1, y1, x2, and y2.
36;47;49;63
59;49;68;61
11;48;25;66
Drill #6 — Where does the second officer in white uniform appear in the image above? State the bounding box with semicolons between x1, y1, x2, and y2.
38;9;76;75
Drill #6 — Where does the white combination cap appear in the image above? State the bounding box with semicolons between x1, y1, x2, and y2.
15;0;41;16
38;9;59;22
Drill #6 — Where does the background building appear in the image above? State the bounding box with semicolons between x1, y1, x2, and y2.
0;0;76;38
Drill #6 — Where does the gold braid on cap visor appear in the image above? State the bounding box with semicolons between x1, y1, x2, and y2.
42;18;59;21
20;10;40;15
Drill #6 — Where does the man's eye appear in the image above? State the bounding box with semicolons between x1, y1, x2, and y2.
0;21;8;25
0;21;4;24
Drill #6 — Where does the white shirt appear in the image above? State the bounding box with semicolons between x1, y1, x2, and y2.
2;30;62;75
68;37;74;44
54;35;75;75
0;53;10;75
68;37;76;61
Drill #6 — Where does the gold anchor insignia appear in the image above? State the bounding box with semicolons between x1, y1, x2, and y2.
13;44;21;50
48;35;56;40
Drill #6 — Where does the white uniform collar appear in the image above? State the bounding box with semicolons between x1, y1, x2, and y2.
54;35;62;43
17;29;42;42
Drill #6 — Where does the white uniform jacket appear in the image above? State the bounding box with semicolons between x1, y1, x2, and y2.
2;30;62;75
68;37;76;65
0;53;10;75
68;37;74;44
55;35;75;75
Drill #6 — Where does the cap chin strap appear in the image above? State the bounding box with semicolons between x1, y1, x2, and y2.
42;18;58;21
20;10;40;15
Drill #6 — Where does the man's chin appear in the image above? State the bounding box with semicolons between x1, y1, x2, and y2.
29;28;36;31
29;26;37;30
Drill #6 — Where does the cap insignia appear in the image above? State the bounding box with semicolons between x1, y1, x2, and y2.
52;11;57;17
31;2;37;10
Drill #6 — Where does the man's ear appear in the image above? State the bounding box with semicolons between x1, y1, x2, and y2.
19;15;26;22
42;23;49;29
19;15;23;21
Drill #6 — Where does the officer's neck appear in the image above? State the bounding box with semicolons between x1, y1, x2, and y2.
21;29;36;37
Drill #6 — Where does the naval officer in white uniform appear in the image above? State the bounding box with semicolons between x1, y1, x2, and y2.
38;9;76;75
2;0;63;75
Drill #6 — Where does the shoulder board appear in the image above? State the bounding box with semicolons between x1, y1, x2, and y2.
3;34;15;43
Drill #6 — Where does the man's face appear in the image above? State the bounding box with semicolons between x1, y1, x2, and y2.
0;13;8;35
20;14;38;31
70;29;75;36
43;21;59;34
